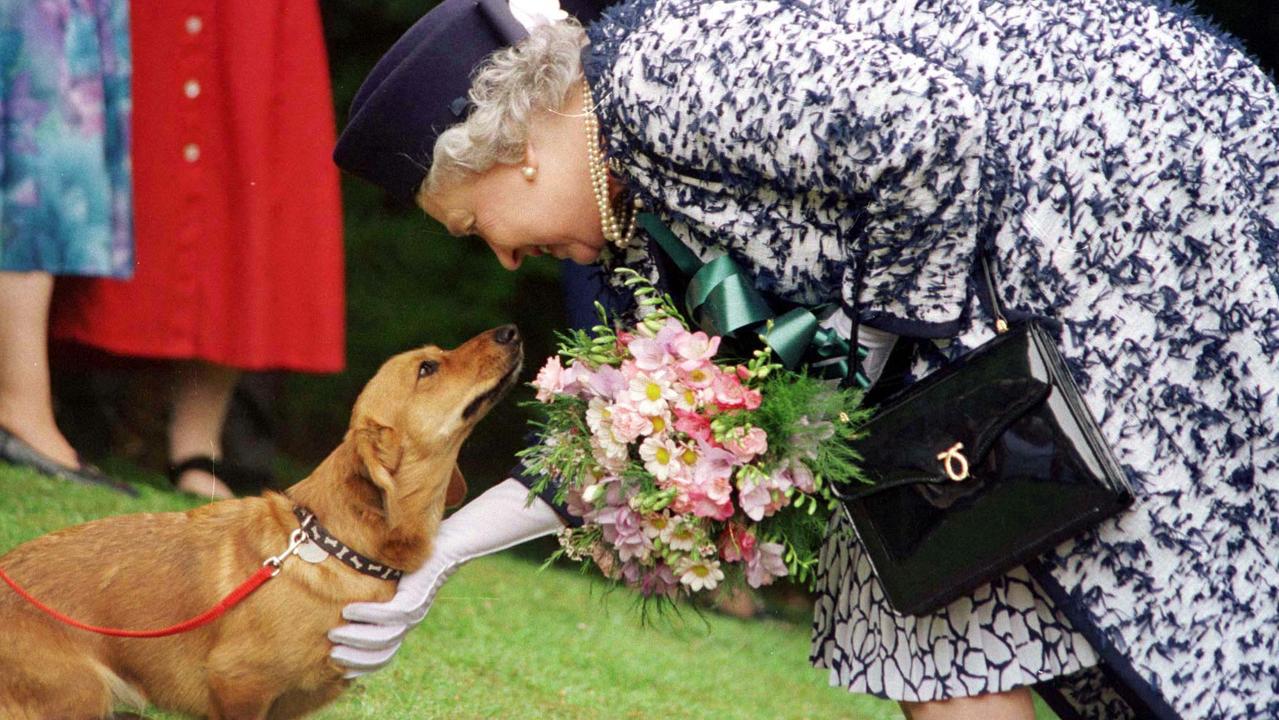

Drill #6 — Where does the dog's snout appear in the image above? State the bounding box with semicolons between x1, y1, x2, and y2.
493;324;520;345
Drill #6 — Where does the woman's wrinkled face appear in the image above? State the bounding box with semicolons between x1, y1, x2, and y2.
417;86;605;270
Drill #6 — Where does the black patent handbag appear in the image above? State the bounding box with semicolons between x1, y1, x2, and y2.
833;253;1134;616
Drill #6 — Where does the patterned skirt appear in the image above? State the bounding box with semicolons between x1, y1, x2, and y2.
0;0;132;278
809;512;1099;702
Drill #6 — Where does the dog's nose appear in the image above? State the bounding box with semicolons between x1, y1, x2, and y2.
493;324;520;345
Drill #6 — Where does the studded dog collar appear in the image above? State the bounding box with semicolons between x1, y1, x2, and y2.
291;506;404;582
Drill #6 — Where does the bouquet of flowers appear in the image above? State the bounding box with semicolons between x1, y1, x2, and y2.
519;269;869;603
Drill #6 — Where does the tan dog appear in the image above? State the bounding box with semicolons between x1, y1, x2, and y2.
0;325;523;720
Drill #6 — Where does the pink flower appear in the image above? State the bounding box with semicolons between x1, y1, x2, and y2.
766;464;794;495
653;317;686;346
674;409;713;444
628;335;670;372
736;471;772;521
671;330;721;370
639;564;679;598
745;542;789;588
742;387;762;410
560;361;593;397
772;459;815;494
615;535;653;563
712;373;749;409
718;524;758;563
723;426;768;462
532;356;566;402
691;442;737;486
598;503;652;562
679;360;717;389
566;486;593;518
789;461;816;494
610;403;650;443
586;364;627;399
685;487;734;521
621;560;643;585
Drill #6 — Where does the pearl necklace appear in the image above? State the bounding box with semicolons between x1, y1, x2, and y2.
582;79;640;249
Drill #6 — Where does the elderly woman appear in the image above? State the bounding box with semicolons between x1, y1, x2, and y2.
328;0;1279;718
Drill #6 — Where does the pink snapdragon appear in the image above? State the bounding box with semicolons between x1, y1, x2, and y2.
674;409;714;444
671;330;720;371
718;524;758;563
722;425;768;462
585;363;627;399
745;542;789;588
736;470;773;522
776;458;817;494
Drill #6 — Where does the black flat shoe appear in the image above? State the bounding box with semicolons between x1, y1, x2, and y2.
0;425;138;497
168;455;236;498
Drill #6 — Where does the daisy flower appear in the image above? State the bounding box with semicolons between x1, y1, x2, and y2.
639;434;683;481
666;521;700;552
627;372;677;417
676;556;725;592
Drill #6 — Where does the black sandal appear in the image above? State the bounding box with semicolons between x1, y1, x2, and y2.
168;455;231;496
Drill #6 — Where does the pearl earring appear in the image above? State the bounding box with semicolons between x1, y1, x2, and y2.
521;166;537;181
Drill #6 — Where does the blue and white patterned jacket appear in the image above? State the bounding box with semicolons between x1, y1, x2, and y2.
580;0;1279;717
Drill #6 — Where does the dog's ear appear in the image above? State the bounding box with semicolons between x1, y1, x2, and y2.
445;465;467;508
355;419;402;526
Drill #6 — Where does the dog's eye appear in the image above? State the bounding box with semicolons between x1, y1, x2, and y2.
418;360;439;379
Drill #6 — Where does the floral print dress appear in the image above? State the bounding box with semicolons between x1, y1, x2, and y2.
572;0;1279;717
0;0;131;277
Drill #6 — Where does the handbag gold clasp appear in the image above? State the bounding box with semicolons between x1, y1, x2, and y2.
936;442;970;482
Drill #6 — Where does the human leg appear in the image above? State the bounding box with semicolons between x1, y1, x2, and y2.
168;361;240;499
900;687;1036;720
0;271;78;466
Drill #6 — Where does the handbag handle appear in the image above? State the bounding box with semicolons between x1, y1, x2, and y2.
839;242;1010;389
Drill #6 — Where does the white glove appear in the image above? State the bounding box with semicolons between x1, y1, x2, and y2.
818;310;899;386
328;478;564;677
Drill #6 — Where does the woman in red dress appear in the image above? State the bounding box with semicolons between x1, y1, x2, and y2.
53;0;345;497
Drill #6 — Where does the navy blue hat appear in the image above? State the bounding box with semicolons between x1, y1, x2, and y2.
334;0;609;202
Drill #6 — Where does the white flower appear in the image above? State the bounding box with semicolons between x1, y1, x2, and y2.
638;434;682;481
643;513;673;541
585;397;612;435
581;483;605;504
669;384;701;413
591;435;629;473
666;521;699;551
627;372;677;417
676;556;725;592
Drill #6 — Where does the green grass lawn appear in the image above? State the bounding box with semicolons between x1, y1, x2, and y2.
0;463;1058;719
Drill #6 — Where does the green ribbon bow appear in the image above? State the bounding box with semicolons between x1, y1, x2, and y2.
638;213;868;387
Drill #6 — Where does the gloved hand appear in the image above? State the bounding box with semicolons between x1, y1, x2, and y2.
328;478;564;677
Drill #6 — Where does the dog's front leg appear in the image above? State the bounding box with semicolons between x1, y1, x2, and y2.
207;666;277;720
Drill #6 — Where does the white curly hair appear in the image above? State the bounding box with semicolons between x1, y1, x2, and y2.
421;20;588;196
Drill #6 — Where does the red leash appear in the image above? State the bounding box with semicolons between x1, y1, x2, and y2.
0;529;305;639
